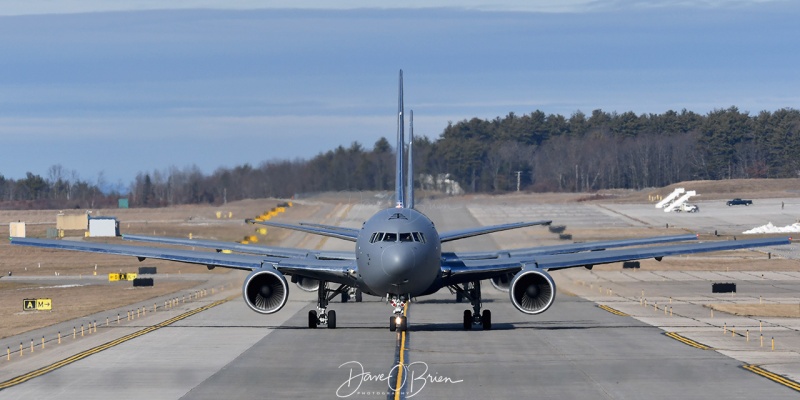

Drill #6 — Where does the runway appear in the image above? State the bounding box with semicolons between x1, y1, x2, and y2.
2;198;800;399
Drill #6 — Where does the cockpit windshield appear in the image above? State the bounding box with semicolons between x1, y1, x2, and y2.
369;231;426;244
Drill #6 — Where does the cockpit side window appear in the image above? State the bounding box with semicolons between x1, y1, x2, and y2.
412;232;425;243
370;232;385;243
383;232;397;242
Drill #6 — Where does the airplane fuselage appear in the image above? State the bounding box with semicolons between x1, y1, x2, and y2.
356;207;441;297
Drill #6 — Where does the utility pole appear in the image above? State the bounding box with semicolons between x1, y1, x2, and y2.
514;171;522;192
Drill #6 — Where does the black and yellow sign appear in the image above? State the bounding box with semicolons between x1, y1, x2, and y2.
109;273;138;282
23;298;52;311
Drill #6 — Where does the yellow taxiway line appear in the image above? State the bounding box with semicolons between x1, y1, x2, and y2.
743;364;800;392
598;304;629;316
394;303;409;400
664;332;713;350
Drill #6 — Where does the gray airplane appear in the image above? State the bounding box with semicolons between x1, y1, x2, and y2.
10;71;792;332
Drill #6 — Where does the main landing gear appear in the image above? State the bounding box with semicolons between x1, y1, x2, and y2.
450;281;492;330
341;288;363;303
388;294;408;332
308;281;349;329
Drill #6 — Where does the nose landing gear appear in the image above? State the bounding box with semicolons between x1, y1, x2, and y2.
388;294;408;332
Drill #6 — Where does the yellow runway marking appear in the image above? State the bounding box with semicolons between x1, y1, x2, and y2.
598;304;628;316
394;303;408;400
664;332;713;350
743;364;800;392
0;296;234;391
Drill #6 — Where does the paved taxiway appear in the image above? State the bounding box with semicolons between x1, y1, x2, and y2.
2;197;800;398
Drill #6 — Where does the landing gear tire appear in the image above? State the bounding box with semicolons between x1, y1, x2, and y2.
390;315;408;332
327;310;337;329
463;310;472;331
398;316;408;332
341;292;349;303
482;310;492;330
308;310;318;329
355;289;363;303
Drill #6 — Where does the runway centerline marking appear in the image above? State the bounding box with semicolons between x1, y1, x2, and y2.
0;296;235;391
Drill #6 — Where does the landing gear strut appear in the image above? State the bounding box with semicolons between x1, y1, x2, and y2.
388;294;408;332
450;281;491;330
341;288;363;303
308;281;349;329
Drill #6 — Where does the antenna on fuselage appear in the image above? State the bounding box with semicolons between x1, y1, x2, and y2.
407;110;414;209
395;69;406;208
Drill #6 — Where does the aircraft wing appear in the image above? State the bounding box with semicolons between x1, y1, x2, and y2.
439;220;552;243
443;233;699;261
9;238;357;285
440;236;792;285
123;234;355;260
246;219;359;242
299;222;361;233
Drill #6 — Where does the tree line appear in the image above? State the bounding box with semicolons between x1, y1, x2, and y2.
2;107;798;209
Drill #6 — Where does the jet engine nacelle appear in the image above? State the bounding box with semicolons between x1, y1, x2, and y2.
243;268;289;314
292;276;320;292
490;272;514;292
509;268;556;315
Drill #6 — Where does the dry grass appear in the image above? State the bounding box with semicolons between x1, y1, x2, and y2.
0;281;203;338
611;178;800;203
0;198;314;339
706;303;800;318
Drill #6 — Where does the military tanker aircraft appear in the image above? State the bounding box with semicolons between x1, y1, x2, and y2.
11;71;792;332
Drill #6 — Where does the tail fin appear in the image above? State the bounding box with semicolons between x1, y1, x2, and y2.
406;110;414;209
395;70;405;208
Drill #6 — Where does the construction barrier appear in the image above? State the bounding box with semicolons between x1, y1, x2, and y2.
138;267;157;275
622;261;641;269
133;278;154;287
712;283;736;293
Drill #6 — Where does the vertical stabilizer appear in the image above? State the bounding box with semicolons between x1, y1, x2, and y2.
395;70;405;208
407;110;415;209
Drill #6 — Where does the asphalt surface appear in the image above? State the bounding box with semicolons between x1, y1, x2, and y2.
1;197;800;399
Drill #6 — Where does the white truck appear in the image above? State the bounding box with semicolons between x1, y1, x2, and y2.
674;203;699;213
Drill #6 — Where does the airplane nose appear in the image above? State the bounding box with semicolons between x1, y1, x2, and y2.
381;245;414;278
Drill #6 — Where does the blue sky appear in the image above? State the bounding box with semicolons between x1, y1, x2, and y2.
0;1;798;188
